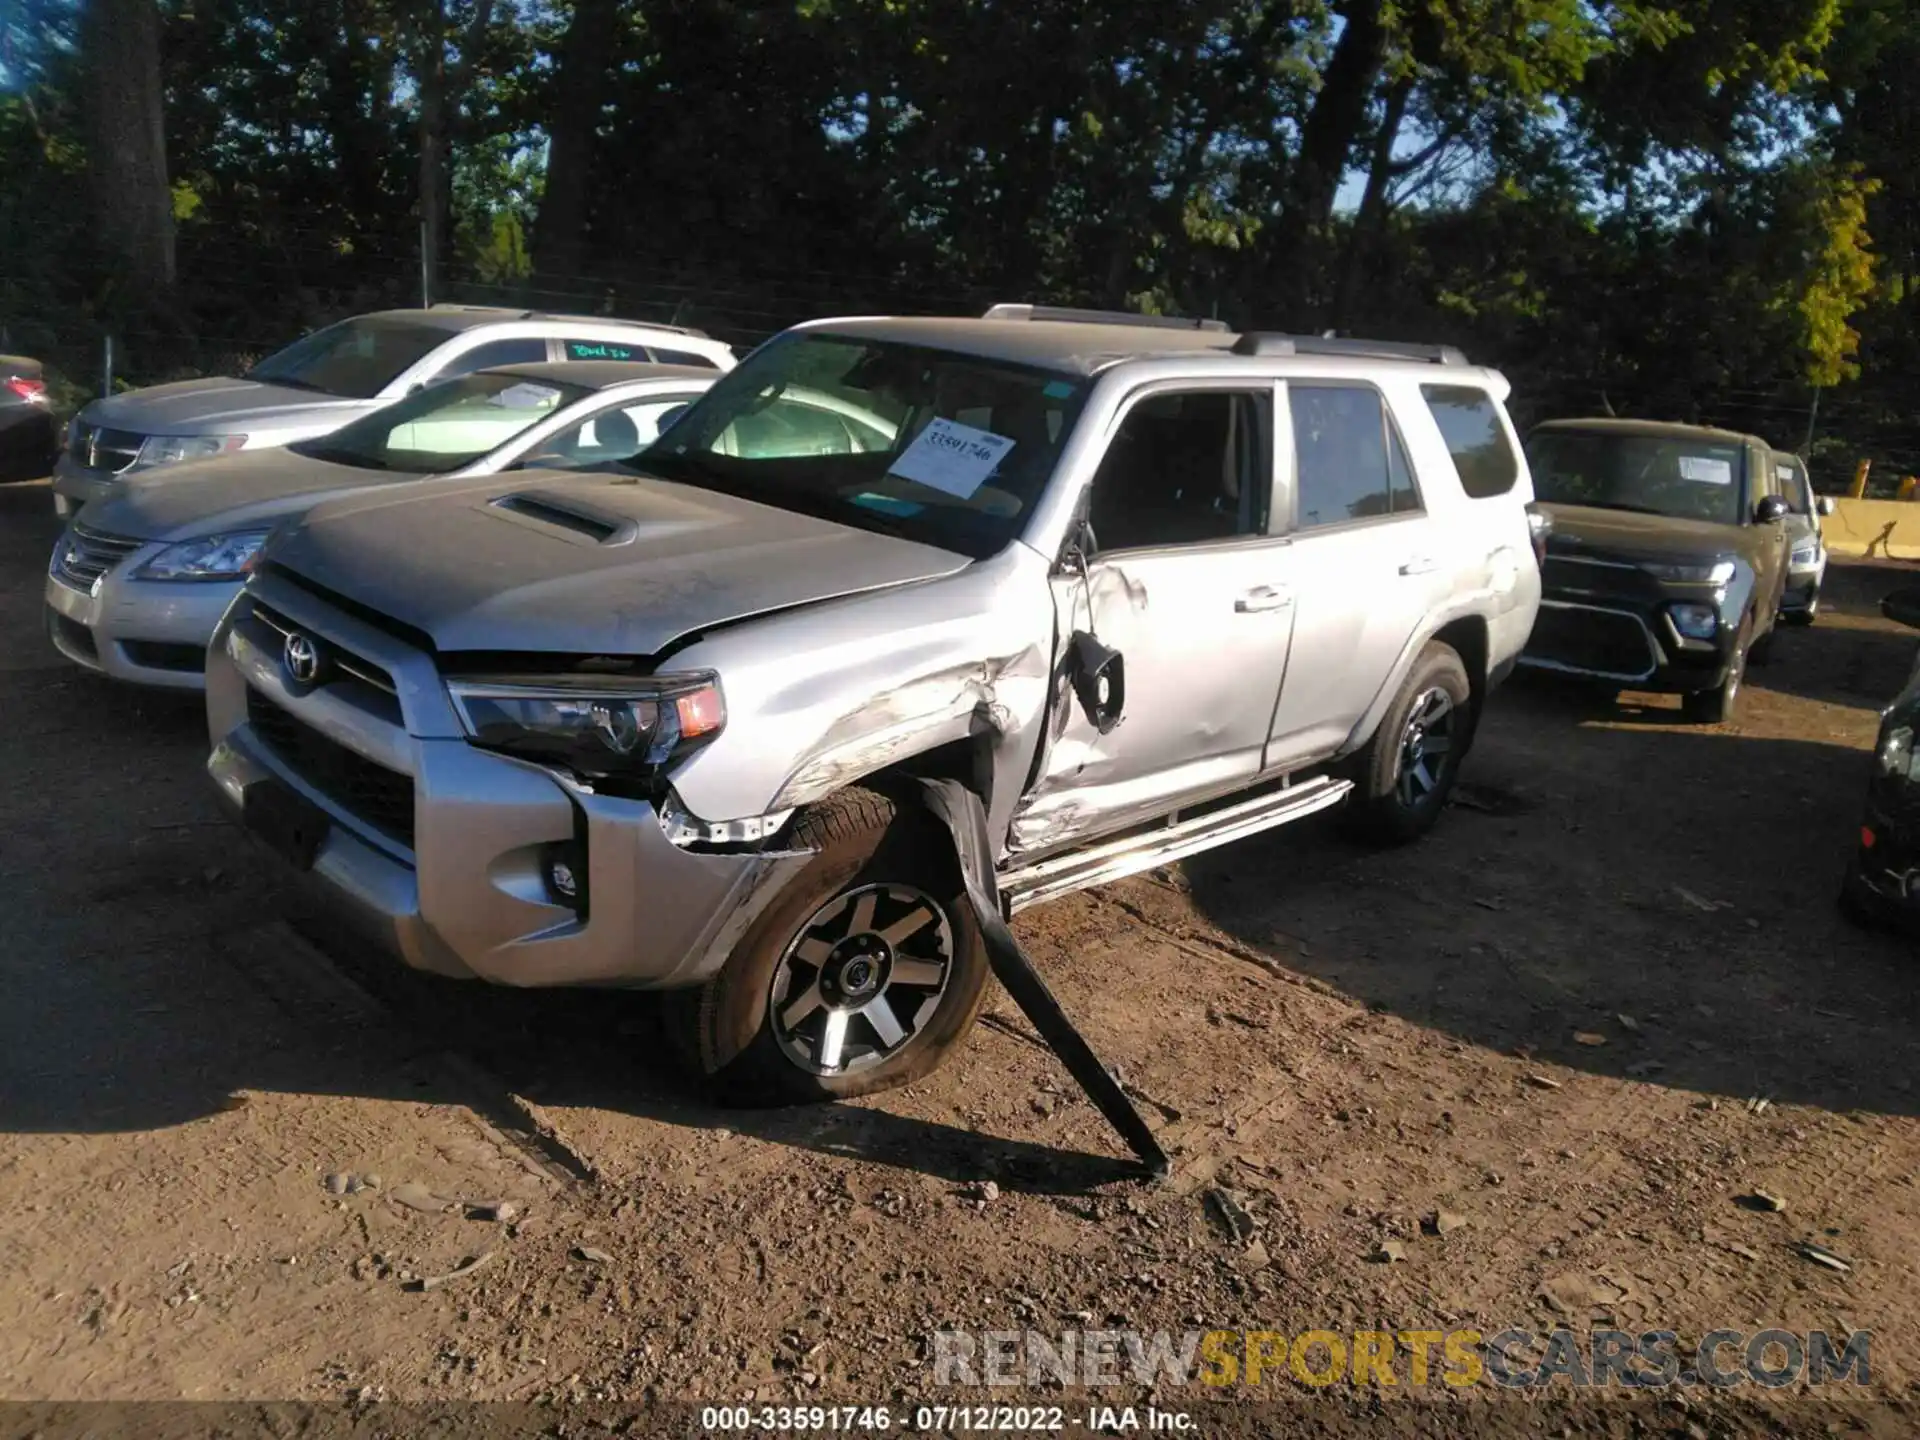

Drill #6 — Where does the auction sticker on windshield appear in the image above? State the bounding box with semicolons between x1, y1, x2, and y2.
492;382;563;411
887;417;1014;499
1679;454;1734;484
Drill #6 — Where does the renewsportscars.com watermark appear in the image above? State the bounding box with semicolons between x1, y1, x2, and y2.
931;1327;1872;1391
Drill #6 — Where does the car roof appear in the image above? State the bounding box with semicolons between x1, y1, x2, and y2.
1530;417;1770;449
791;313;1507;390
475;360;717;390
356;306;713;340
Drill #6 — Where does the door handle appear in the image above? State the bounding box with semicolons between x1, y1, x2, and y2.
1235;585;1293;614
1399;556;1440;576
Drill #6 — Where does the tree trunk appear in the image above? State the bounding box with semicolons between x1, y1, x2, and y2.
532;0;619;278
418;0;446;305
1330;74;1410;330
1284;0;1389;240
82;0;174;294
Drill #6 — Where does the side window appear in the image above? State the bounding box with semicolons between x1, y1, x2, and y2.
1419;384;1519;499
1086;390;1272;552
1289;385;1420;529
435;336;548;379
522;392;707;468
648;346;720;369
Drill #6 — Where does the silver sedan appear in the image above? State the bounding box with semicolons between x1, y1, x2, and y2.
44;361;715;691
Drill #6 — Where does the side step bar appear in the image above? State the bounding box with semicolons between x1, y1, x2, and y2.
998;775;1353;914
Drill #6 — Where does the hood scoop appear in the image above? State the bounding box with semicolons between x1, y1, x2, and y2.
487;491;633;545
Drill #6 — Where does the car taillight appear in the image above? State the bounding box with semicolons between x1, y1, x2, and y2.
4;376;48;405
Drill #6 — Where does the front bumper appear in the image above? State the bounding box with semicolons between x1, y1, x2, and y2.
1518;595;1734;694
1845;794;1920;931
51;450;125;515
205;576;815;989
1782;557;1826;613
44;558;235;690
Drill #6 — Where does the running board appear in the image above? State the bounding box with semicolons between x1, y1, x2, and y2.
999;775;1353;914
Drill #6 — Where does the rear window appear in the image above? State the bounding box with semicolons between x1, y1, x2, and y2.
1421;385;1519;499
649;346;719;369
564;339;643;362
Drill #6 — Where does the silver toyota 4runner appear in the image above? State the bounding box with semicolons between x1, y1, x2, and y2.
206;305;1542;1105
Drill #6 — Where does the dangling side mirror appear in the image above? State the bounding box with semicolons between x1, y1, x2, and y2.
1817;495;1837;517
1069;630;1125;734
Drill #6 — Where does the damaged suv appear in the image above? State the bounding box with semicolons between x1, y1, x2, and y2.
206;306;1542;1104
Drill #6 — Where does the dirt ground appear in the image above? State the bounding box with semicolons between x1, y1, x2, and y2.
3;473;1919;1437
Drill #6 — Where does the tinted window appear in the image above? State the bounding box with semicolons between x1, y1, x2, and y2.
1087;391;1271;551
1774;456;1811;514
437;336;549;378
1290;385;1421;529
1525;430;1744;525
245;316;451;399
1421;385;1519;498
643;333;1090;559
649;347;719;369
288;371;588;473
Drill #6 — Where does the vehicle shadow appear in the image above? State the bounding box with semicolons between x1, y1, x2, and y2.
1177;680;1920;1122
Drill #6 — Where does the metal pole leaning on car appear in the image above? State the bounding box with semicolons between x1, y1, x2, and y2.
915;778;1171;1183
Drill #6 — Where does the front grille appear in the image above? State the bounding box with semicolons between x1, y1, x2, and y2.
121;639;205;673
52;523;144;590
246;687;416;847
1524;604;1659;681
249;600;399;698
70;421;144;473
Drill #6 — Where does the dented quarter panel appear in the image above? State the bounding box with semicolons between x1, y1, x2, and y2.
663;542;1057;852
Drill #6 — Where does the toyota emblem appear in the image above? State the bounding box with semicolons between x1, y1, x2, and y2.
282;630;321;685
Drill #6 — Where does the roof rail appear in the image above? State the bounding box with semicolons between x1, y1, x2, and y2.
1231;332;1469;365
984;302;1230;334
427;303;523;313
426;302;711;339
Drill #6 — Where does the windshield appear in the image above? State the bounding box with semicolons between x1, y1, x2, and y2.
246;316;452;399
1775;456;1812;515
633;332;1091;557
1525;430;1746;525
287;372;588;473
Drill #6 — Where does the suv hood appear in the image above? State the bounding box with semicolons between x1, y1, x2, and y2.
1537;502;1767;565
82;447;426;543
271;469;975;656
84;377;374;436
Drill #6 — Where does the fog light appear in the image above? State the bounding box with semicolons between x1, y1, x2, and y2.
545;843;585;907
1669;602;1718;641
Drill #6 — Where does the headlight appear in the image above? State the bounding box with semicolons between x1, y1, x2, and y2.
447;673;725;786
1668;601;1719;640
1790;542;1818;565
1643;560;1736;585
1880;724;1918;781
135;433;249;468
132;529;273;581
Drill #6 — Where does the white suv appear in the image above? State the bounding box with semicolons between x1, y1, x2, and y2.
208;304;1542;1105
53;305;735;515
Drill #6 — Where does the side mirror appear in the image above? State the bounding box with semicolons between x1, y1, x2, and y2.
1754;495;1789;524
1817;495;1837;517
1068;631;1125;734
1883;587;1920;630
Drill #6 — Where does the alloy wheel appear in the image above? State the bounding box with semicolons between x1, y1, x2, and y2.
768;883;954;1076
1394;687;1456;809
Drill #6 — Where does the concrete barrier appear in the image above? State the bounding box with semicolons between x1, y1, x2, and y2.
1823;497;1920;559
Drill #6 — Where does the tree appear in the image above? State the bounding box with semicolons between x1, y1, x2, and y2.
82;0;173;294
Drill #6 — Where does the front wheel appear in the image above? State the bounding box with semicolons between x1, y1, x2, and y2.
1682;623;1749;725
667;784;991;1106
1341;641;1474;847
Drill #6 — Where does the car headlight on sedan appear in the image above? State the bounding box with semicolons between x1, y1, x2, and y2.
447;673;726;788
1790;541;1819;566
132;529;274;581
135;433;249;469
1642;560;1736;585
1879;723;1919;782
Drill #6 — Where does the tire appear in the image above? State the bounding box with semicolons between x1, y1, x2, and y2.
1681;620;1749;725
1341;641;1474;847
1838;859;1883;930
667;784;991;1106
1787;591;1819;626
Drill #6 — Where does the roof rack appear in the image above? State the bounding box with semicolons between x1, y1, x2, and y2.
425;302;710;339
983;303;1230;334
1231;332;1469;365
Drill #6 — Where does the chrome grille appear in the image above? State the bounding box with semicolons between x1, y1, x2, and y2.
248;600;399;696
52;523;144;590
70;420;143;473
